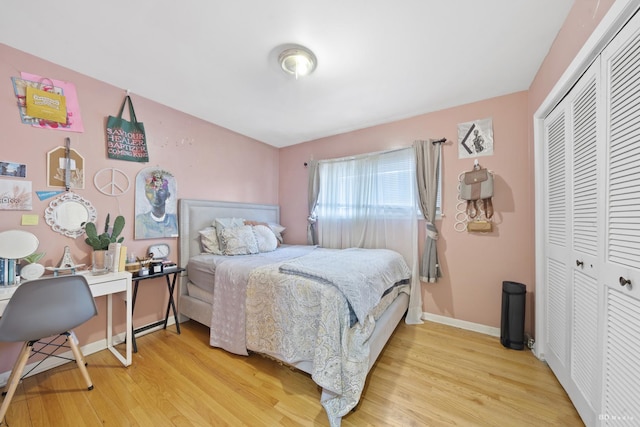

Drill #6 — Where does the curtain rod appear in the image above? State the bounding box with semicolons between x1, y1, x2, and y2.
304;138;448;166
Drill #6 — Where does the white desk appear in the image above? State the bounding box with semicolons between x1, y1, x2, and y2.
0;271;132;367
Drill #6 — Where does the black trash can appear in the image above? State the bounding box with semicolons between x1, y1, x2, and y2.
500;281;526;350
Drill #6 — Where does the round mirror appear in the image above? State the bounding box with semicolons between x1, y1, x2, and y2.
45;192;97;238
0;230;39;259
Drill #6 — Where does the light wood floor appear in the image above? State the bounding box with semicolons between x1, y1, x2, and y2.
2;320;583;426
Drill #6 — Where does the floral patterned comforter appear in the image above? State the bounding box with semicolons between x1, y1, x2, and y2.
207;245;410;426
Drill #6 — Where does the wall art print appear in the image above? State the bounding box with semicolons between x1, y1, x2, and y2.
47;146;85;189
0;180;32;210
0;161;26;178
457;117;494;159
11;72;84;132
134;167;178;239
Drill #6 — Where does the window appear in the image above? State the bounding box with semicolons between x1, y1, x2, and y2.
316;148;416;220
312;145;441;270
315;147;442;221
314;147;418;251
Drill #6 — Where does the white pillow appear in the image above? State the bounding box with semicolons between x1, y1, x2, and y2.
267;223;286;243
199;227;222;254
219;225;259;255
215;218;246;249
253;225;278;252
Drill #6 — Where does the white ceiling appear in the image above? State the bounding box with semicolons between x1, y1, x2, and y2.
1;0;574;148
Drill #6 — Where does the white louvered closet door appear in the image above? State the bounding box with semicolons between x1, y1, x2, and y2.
543;97;572;385
543;59;602;426
600;11;640;425
570;60;602;425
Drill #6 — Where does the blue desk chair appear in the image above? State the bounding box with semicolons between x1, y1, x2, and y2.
0;275;98;424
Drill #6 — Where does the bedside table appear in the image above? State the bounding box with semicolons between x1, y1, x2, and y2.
130;267;185;353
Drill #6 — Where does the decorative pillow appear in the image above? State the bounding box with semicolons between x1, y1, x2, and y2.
214;218;246;248
214;217;245;229
199;227;222;254
219;225;259;255
267;223;286;244
252;225;278;252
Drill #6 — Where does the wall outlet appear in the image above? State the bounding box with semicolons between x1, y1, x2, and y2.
524;333;535;350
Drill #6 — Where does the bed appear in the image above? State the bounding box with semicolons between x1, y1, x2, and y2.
178;199;411;426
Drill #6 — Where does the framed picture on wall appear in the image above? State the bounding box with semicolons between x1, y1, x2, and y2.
457;117;494;159
47;146;85;189
0;180;32;210
0;161;26;178
134;167;178;239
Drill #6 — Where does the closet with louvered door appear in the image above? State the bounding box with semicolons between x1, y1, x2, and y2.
600;12;640;424
542;58;602;426
541;9;640;425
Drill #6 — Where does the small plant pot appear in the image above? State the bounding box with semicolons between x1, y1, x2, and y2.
92;250;112;275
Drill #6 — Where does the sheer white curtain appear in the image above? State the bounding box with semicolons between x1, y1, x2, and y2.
315;148;420;323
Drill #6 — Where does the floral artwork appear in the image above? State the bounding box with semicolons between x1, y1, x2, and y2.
0;180;32;210
135;167;178;239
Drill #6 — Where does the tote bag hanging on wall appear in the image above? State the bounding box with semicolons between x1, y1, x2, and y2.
106;95;149;162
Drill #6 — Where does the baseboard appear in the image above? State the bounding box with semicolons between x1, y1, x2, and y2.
421;312;501;337
0;317;176;387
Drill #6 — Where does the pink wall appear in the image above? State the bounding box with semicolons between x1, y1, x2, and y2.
528;0;616;114
0;43;279;373
279;92;534;330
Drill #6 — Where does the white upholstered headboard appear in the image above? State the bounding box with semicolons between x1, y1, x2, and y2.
178;198;280;273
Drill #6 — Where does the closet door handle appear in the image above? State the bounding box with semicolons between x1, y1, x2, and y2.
619;276;631;287
576;260;584;268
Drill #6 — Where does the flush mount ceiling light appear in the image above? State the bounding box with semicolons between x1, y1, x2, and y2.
278;45;317;78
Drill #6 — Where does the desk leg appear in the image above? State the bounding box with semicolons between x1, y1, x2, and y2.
107;294;113;348
130;281;139;353
164;273;181;334
125;278;132;365
105;291;132;367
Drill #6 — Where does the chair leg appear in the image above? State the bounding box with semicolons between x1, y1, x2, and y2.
67;332;93;390
66;332;94;391
0;342;31;424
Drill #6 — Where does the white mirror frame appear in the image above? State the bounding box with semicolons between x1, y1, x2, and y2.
45;192;97;239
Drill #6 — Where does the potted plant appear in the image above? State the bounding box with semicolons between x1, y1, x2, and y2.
19;251;46;281
83;214;125;273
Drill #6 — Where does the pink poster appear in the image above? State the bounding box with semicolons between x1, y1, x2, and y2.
20;72;84;133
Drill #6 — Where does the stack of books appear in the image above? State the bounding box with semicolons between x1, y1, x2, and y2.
0;258;19;285
107;243;129;273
